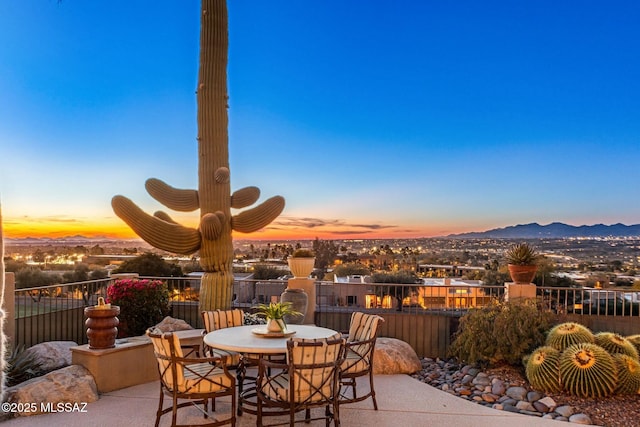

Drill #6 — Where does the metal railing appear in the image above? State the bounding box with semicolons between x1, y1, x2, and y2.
12;277;640;356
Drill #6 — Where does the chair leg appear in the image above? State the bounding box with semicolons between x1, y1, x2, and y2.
155;389;164;427
172;394;179;427
236;362;244;416
369;370;378;410
305;408;311;423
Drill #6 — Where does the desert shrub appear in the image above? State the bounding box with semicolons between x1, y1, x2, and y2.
253;264;285;280
5;345;46;387
107;278;170;337
448;300;554;367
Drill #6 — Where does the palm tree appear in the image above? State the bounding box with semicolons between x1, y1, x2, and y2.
112;0;285;311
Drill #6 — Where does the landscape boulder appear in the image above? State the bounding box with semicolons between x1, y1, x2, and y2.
373;337;422;374
6;365;98;417
25;341;77;372
154;316;194;332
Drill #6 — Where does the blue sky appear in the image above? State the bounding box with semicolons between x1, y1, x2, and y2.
1;1;639;240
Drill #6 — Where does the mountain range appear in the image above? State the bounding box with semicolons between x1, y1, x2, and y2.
449;222;640;239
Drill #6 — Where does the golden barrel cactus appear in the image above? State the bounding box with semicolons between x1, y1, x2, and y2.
594;332;639;359
613;354;640;395
626;334;640;355
559;343;617;398
525;346;562;393
545;322;594;351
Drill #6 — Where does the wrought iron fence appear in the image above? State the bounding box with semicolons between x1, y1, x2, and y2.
11;277;640;356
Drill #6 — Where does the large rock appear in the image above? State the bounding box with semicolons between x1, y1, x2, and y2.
373;337;422;374
154;316;194;332
6;365;98;416
25;341;77;372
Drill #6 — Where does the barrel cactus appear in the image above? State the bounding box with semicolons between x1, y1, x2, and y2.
613;354;640;395
559;343;617;398
625;334;640;355
594;332;639;359
545;322;594;351
525;346;562;393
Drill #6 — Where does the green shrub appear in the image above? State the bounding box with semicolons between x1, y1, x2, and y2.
253;264;285;280
448;300;554;367
5;345;46;387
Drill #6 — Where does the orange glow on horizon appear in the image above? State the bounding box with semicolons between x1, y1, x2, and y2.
4;216;451;241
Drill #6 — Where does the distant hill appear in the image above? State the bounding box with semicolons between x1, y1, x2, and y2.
449;222;640;239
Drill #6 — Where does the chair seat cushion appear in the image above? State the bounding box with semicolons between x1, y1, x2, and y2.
208;348;242;367
178;363;235;393
341;348;369;374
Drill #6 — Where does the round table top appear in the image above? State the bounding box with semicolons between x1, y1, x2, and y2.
203;324;338;355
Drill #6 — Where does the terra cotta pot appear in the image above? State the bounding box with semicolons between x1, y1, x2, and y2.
507;264;538;284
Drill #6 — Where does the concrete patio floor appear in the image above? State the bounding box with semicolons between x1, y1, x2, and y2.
3;374;563;426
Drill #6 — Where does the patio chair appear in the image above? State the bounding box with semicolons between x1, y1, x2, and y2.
255;334;346;427
202;309;256;414
201;309;245;366
147;329;236;427
339;311;384;409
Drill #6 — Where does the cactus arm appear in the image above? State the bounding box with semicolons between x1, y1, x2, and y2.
153;211;178;224
200;211;226;240
231;186;260;209
214;166;230;183
112;195;201;254
232;195;285;233
145;178;200;212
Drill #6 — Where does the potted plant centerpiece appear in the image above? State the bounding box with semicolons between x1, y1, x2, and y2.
287;248;316;278
505;242;539;284
254;301;302;333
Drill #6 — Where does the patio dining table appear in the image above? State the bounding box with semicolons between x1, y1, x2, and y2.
203;323;338;354
203;323;339;415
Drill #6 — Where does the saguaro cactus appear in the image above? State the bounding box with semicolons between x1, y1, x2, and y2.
112;0;285;311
